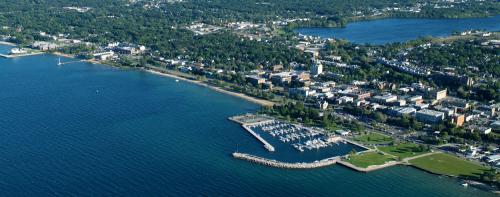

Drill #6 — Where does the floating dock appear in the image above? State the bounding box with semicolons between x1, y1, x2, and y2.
233;152;339;169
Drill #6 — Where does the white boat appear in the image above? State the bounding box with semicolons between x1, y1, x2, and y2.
462;183;468;187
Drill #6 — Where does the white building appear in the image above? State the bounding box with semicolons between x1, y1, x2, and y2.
311;61;323;76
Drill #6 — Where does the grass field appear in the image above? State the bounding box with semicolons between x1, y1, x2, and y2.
378;143;429;159
353;132;393;144
409;153;488;178
346;152;395;168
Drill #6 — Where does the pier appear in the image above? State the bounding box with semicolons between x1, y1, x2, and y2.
233;152;339;169
242;124;275;152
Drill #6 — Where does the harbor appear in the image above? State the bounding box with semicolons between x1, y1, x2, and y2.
229;114;368;166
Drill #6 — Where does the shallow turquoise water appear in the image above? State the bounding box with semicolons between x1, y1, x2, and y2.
0;45;493;196
295;15;500;44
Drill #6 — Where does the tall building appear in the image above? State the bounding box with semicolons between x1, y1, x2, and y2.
311;61;323;76
434;89;447;101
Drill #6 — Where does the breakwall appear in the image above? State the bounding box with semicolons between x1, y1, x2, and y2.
233;152;339;169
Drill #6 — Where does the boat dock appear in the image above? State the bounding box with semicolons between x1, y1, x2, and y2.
242;124;275;152
233;152;339;169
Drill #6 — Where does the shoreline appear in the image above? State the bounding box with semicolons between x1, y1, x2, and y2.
49;51;274;107
0;41;17;46
0;45;274;107
142;68;275;107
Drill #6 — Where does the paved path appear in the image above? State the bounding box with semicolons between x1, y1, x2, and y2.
402;151;439;163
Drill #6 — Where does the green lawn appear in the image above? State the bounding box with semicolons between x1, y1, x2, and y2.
378;143;429;159
346;152;395;168
353;132;393;144
409;153;488;178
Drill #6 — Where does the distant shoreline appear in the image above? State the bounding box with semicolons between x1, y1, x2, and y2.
0;43;274;107
0;41;17;46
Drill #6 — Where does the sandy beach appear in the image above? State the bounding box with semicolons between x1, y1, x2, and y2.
143;68;275;107
0;41;17;46
52;51;76;58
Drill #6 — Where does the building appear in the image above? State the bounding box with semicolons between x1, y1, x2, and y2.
344;92;371;101
270;72;292;86
434;105;455;117
336;96;354;104
271;64;284;72
432;89;447;101
317;100;328;110
289;87;316;98
31;41;59;51
372;94;398;104
407;95;423;105
292;72;310;81
246;75;266;86
416;109;445;124
311;61;323;76
93;51;115;61
389;107;417;117
451;114;465;127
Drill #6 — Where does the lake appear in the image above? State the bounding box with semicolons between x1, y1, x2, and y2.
0;44;494;196
294;15;500;44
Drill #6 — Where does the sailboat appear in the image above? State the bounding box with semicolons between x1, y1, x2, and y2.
57;58;62;66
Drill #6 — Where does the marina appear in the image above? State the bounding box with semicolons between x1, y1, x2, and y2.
250;119;342;152
230;114;368;165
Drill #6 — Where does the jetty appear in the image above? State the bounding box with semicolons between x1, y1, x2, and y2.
233;152;339;169
242;124;275;151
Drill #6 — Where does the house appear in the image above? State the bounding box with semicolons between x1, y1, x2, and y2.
317;100;329;110
336;96;354;104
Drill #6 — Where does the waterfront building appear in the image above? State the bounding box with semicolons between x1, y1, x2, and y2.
93;51;115;61
246;75;266;86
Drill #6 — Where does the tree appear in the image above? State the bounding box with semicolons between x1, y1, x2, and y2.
373;112;387;123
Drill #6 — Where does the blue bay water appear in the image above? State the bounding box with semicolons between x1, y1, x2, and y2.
0;45;494;196
294;15;500;44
